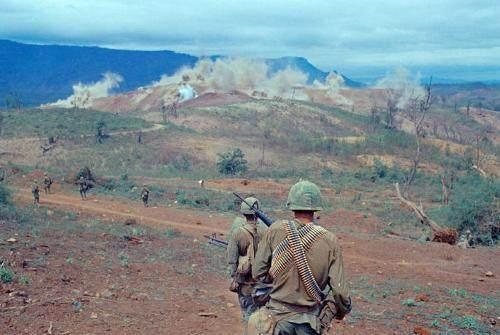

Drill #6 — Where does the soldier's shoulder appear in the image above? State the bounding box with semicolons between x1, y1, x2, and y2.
316;225;340;244
268;219;289;231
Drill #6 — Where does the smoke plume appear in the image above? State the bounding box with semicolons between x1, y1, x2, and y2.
153;58;309;99
46;72;123;108
375;67;424;109
313;72;353;105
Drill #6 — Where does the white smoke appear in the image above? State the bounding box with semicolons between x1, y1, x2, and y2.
45;72;123;108
375;67;424;109
178;84;197;102
313;72;353;105
153;58;309;100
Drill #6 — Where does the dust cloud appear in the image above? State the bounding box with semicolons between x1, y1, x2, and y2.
44;72;123;108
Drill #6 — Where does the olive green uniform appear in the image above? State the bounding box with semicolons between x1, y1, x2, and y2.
31;184;40;205
227;220;263;326
140;187;150;207
252;219;351;334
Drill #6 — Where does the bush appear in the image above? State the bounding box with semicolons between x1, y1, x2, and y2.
0;183;10;206
447;174;499;245
216;148;248;175
0;265;14;284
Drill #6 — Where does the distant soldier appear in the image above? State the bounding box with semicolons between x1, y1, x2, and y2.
140;184;150;207
78;176;89;200
43;173;53;194
227;197;268;333
31;181;40;207
249;181;352;335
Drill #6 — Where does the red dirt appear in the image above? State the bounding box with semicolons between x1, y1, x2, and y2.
3;188;499;334
178;91;252;109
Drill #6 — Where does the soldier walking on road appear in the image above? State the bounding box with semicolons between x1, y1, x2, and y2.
78;176;89;200
227;197;268;334
140;184;150;207
248;181;352;335
43;173;53;194
31;180;40;207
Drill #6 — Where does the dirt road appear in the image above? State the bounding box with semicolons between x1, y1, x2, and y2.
10;188;500;334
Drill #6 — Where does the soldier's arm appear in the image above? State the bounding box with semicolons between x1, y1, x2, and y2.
328;241;352;319
226;230;241;277
252;229;272;281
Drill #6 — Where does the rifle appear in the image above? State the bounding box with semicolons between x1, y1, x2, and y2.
233;193;274;226
204;233;228;248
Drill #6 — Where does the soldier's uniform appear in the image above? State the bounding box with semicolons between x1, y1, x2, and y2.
31;181;40;206
249;181;351;335
227;197;267;333
140;185;150;207
79;177;88;200
43;174;53;194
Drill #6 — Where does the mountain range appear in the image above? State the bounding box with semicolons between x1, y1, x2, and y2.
0;40;362;107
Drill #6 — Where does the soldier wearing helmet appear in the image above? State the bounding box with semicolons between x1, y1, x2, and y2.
249;181;351;335
140;184;150;207
31;180;40;207
227;196;268;333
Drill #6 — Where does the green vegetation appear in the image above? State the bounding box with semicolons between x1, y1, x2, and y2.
0;263;14;283
216;148;248;175
0;108;150;139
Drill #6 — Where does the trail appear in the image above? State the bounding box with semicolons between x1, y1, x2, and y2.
15;189;228;236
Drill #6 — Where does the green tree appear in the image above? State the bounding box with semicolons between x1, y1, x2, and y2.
217;148;248;175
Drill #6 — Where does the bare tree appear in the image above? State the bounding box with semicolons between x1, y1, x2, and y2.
384;89;399;129
403;77;433;195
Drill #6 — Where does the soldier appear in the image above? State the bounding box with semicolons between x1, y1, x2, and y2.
78;176;88;200
249;181;351;335
31;180;40;207
140;184;150;207
227;197;267;333
43;173;53;194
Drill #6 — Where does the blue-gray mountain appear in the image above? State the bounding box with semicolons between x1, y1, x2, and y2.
0;40;362;107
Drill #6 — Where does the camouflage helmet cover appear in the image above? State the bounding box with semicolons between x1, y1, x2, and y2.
240;197;260;215
286;180;323;211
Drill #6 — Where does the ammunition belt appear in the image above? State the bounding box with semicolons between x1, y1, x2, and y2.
270;221;327;303
270;223;327;279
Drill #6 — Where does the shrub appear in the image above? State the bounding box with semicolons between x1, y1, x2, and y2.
447;174;499;245
216;148;248;175
0;183;10;206
0;265;14;284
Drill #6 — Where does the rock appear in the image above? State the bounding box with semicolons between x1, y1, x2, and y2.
90;312;98;319
226;303;235;308
71;289;81;296
124;218;137;225
7;238;17;243
46;210;54;216
416;294;430;302
485;271;494;277
101;289;114;299
413;326;431;335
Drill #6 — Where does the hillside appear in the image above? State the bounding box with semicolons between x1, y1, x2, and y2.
0;40;362;107
0;96;499;334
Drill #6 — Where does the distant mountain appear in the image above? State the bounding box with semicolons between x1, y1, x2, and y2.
0;40;363;107
0;40;198;107
266;57;364;87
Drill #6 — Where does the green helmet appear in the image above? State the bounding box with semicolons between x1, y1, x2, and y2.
240;197;260;215
286;180;323;211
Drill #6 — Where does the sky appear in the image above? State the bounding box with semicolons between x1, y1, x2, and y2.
1;0;499;82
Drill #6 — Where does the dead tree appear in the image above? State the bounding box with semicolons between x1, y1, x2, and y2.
403;78;433;195
384;89;399;129
394;183;457;244
441;176;449;205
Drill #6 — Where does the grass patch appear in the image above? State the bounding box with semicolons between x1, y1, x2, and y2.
0;108;150;139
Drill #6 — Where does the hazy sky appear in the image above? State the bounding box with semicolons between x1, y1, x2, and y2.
1;0;499;81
